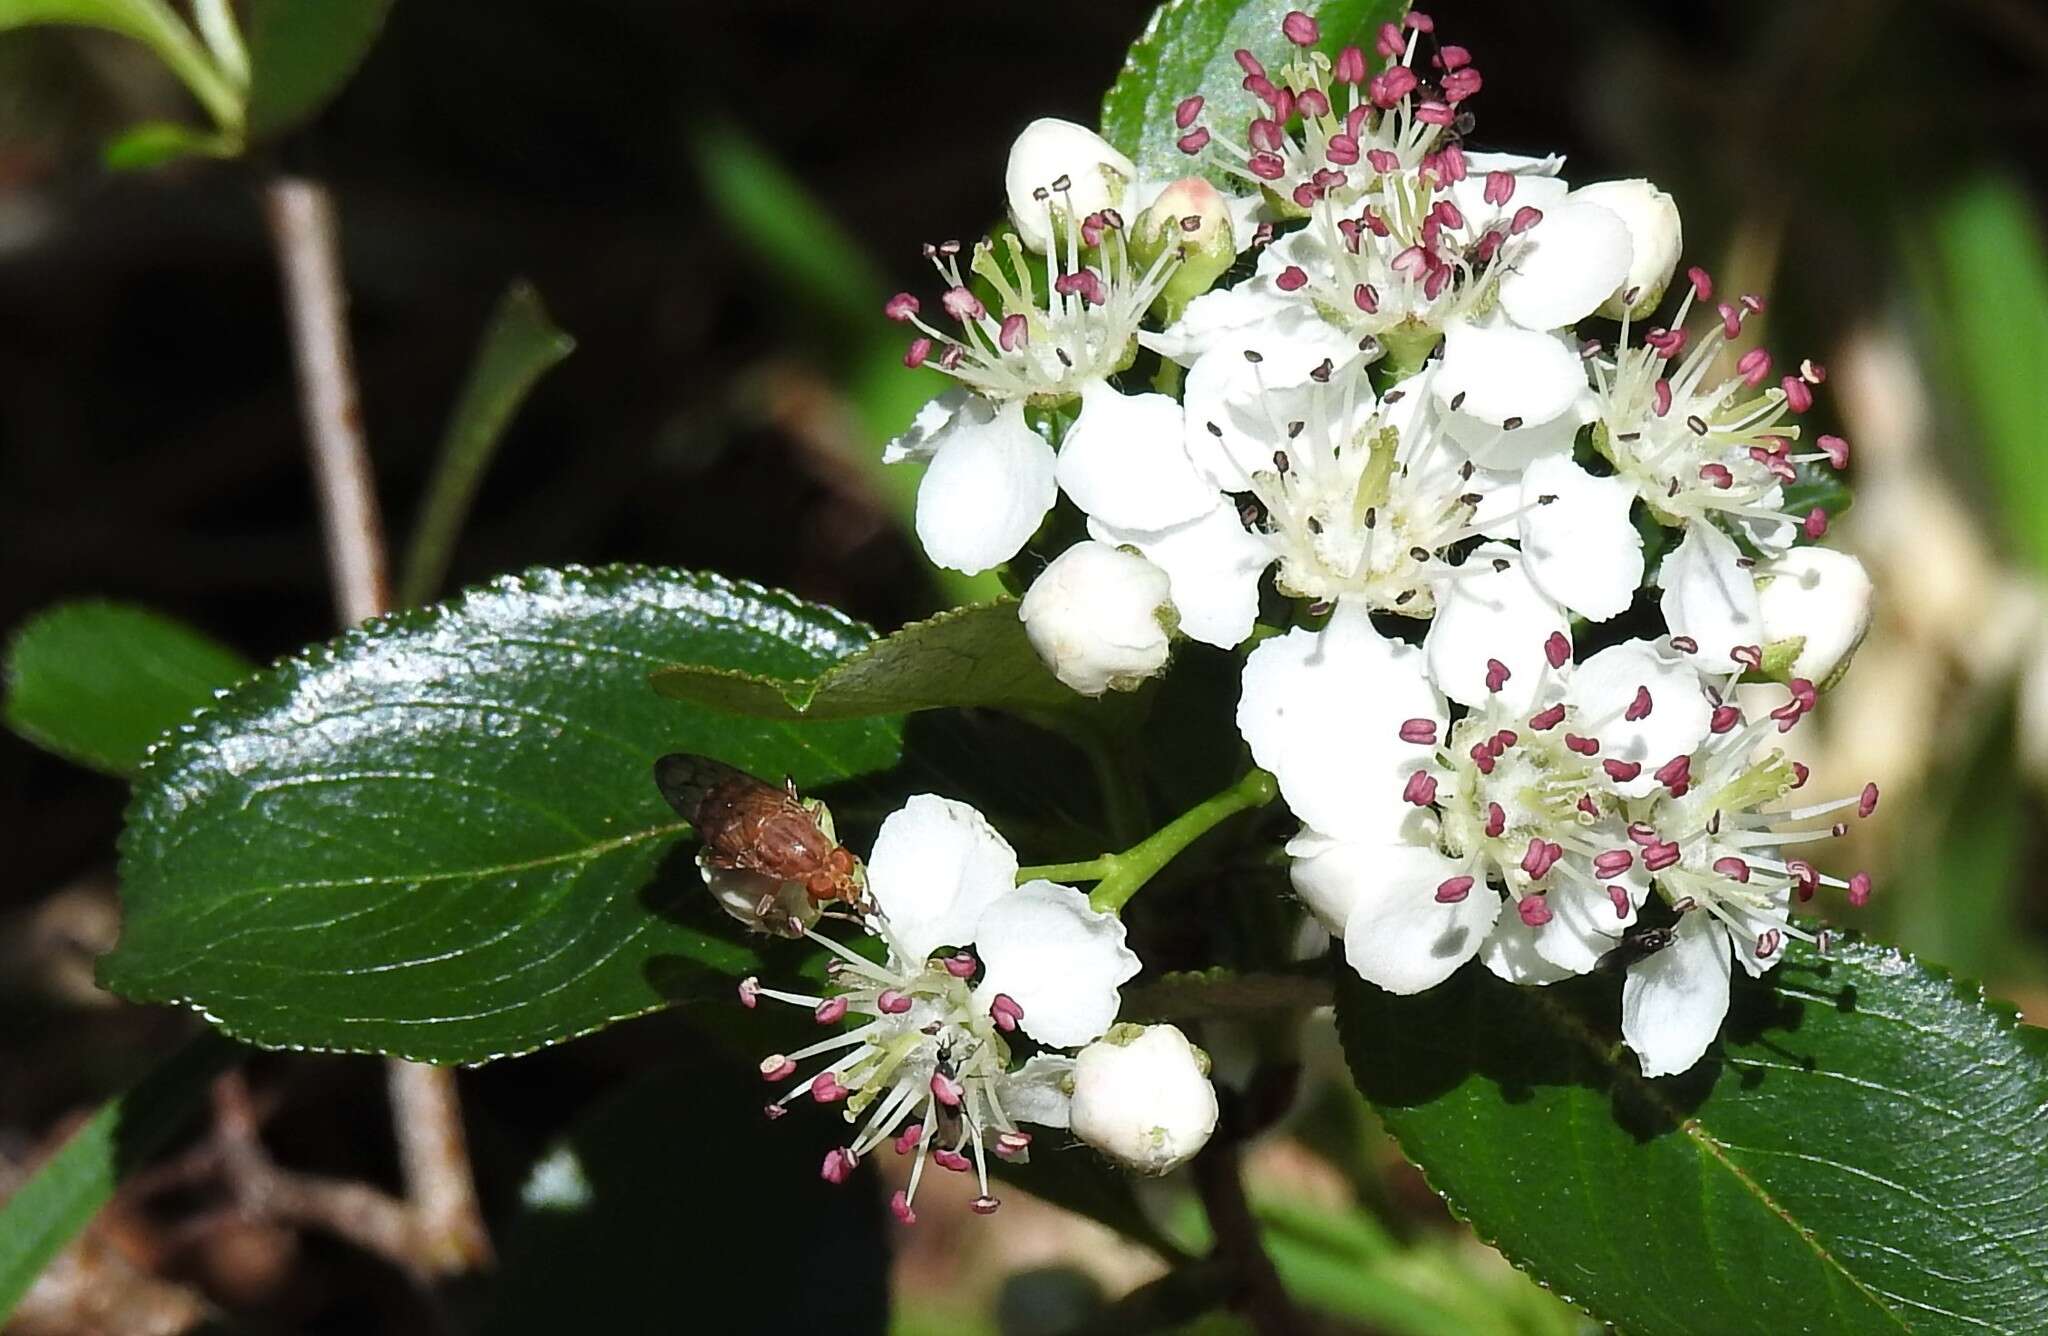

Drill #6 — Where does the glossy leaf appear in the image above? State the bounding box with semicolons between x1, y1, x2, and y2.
482;1057;888;1334
1099;0;1410;185
398;281;576;607
100;566;902;1065
241;0;391;140
0;1033;238;1323
651;598;1081;721
4;601;252;777
1336;939;2048;1334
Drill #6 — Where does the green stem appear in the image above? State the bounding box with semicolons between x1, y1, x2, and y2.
1020;769;1278;912
1017;856;1119;884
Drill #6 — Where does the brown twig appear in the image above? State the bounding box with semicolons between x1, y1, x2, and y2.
262;174;493;1278
211;1071;417;1272
1191;1135;1302;1336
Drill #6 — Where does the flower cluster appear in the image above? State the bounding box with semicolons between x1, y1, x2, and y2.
884;10;1879;1077
734;795;1218;1222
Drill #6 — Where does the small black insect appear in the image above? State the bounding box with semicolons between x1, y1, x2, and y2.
1596;923;1679;974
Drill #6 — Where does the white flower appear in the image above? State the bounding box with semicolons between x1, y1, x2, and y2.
1244;606;1729;995
1613;688;1879;1076
1575;179;1682;319
1019;541;1175;696
1588;265;1842;576
1005;118;1137;255
746;795;1140;1222
1095;351;1502;650
1070;1024;1219;1175
1757;545;1873;686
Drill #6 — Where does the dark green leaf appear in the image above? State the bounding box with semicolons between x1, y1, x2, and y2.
398;282;576;607
1782;458;1853;528
482;1056;888;1335
1099;0;1411;185
651;598;1081;721
241;0;390;140
4;601;252;777
1336;940;2048;1333
100;566;902;1065
0;1033;238;1323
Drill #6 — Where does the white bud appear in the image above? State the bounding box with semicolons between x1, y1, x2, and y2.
1070;1024;1219;1175
1575;179;1682;320
1005;118;1137;254
1758;546;1874;687
1019;541;1175;696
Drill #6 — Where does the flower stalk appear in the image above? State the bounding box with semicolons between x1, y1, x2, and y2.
1020;768;1279;913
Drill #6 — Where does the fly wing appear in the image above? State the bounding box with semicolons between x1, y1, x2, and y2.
653;752;757;823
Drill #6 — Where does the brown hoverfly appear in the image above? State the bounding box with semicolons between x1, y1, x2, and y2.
654;753;863;904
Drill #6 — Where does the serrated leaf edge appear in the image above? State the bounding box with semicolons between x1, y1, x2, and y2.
104;563;870;1065
1335;938;2045;1329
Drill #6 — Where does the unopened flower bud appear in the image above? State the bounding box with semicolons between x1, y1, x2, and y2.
1132;176;1236;316
1575;179;1682;320
1005;118;1137;254
1070;1024;1218;1175
1757;546;1873;688
1019;542;1175;697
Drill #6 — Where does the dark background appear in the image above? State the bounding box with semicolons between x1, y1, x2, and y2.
3;1;2045;1330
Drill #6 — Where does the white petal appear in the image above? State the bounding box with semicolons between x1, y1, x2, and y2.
1480;909;1577;985
1447;165;1568;235
1517;454;1643;622
914;400;1056;574
1432;322;1590;469
973;880;1141;1048
1089;502;1273;649
884;388;970;464
994;1053;1073;1129
1566;639;1712;798
1055;382;1216;530
1182;323;1369;490
1621;911;1731;1078
866;795;1018;964
1530;878;1629;974
1143;282;1308;366
1658;524;1763;673
1462;150;1567;177
1340;845;1503;995
1424;545;1568;713
1238;603;1445;842
1726;886;1792;979
1498;198;1633;331
1286;827;1435;937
